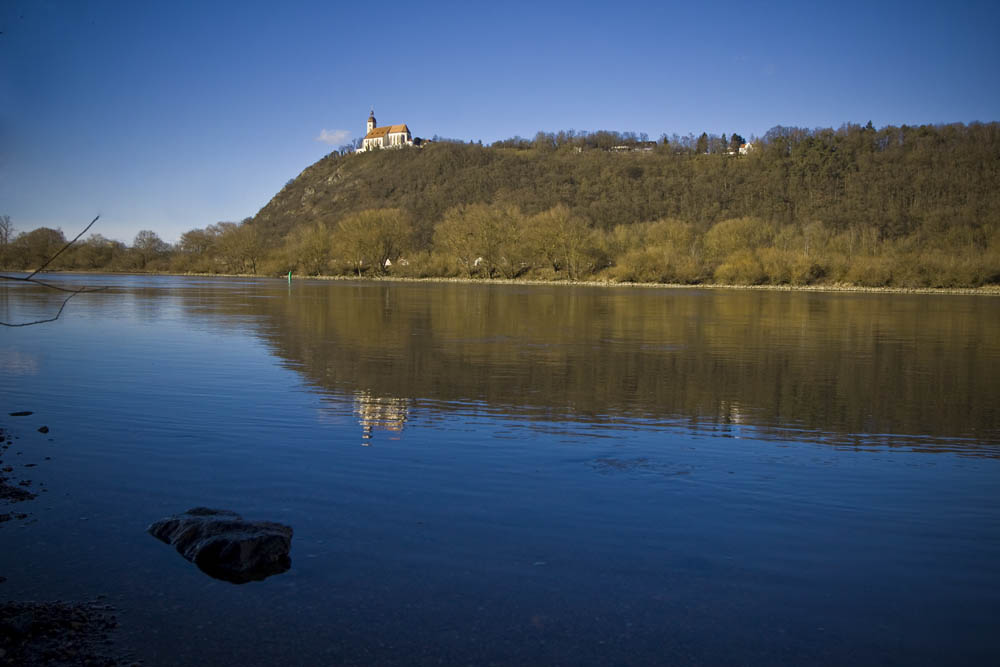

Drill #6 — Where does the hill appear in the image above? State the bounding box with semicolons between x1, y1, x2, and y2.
242;122;999;286
3;122;998;288
256;123;1000;246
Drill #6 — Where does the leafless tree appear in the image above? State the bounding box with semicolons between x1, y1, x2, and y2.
0;214;13;246
0;214;13;268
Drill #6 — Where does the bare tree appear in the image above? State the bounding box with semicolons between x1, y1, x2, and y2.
0;214;13;268
0;214;13;245
132;229;169;269
336;209;413;277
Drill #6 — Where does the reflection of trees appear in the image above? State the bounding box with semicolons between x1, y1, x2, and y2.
191;281;1000;453
354;390;410;446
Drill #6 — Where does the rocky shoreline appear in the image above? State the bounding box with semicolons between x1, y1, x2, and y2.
1;599;123;666
0;419;134;666
0;421;41;519
2;417;295;664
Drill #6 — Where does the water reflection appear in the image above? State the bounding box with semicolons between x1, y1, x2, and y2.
237;281;999;454
354;390;410;445
17;276;1000;454
0;348;40;375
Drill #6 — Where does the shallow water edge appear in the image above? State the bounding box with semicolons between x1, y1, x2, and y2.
20;269;1000;296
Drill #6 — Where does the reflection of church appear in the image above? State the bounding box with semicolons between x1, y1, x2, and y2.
353;390;410;445
719;400;745;425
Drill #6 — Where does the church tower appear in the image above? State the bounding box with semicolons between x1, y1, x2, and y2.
367;109;376;134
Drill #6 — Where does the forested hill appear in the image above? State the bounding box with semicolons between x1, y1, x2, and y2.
254;122;1000;248
2;122;998;287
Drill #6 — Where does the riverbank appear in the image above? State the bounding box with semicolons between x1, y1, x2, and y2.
300;274;1000;296
0;419;130;666
24;269;1000;296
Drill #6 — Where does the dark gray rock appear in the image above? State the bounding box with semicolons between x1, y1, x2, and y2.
147;507;292;584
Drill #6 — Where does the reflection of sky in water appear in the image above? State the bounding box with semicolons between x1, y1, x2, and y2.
0;348;40;375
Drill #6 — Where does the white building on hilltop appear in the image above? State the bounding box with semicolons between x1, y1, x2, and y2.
357;110;413;152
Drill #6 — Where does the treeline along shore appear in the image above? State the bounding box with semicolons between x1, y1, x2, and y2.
3;122;999;288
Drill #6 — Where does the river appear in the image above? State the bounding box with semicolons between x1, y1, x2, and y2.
1;275;998;665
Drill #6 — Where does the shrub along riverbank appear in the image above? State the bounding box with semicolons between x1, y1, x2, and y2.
2;122;998;289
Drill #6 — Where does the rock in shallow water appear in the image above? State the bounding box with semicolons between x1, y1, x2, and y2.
147;507;293;584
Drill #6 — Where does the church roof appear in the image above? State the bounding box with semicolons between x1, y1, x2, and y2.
365;124;410;139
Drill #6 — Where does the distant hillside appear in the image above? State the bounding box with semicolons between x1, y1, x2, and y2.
4;123;997;288
253;123;1000;248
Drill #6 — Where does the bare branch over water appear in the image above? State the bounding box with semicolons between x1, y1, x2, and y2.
1;215;107;327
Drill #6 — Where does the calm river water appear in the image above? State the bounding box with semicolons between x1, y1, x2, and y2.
1;275;999;665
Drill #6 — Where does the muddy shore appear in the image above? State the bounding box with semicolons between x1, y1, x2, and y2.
0;421;132;666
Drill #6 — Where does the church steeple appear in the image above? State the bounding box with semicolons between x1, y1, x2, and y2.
367;108;376;134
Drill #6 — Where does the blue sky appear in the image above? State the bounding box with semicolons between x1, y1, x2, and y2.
2;0;998;243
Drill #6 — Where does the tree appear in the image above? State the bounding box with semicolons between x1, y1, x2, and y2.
288;222;333;275
433;203;528;279
10;227;67;270
338;137;363;155
433;205;481;276
72;234;126;269
703;217;775;263
216;221;265;274
172;226;224;272
0;215;13;267
335;209;413;276
526;204;595;280
696;132;709;154
132;230;170;269
0;215;13;246
533;131;556;152
179;227;219;256
488;205;531;279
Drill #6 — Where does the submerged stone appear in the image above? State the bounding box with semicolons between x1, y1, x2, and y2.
147;507;293;584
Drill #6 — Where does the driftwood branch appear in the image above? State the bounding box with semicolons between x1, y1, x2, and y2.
1;216;108;327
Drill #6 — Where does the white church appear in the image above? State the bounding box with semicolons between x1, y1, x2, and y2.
356;110;413;152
